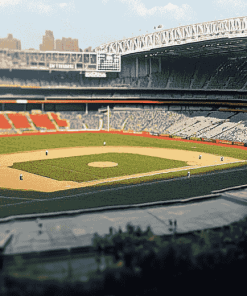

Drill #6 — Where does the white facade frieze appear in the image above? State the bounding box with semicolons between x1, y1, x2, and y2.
95;16;247;55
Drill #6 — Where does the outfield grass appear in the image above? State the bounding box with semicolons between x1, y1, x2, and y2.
10;153;187;182
0;133;246;160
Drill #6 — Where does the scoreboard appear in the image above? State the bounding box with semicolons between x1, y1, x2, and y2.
0;49;121;73
97;53;120;71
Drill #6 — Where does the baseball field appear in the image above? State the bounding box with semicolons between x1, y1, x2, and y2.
0;132;247;218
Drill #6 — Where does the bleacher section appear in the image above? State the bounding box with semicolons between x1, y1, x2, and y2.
81;112;100;129
229;112;247;122
0;113;12;129
7;113;31;129
106;107;247;143
58;112;83;130
50;113;68;128
0;108;246;144
109;111;131;130
30;114;56;130
219;122;247;142
165;115;200;136
58;111;100;130
59;107;245;144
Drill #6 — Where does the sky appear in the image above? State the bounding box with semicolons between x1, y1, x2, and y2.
0;0;247;51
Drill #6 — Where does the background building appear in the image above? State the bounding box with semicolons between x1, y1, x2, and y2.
55;37;79;52
0;34;21;50
84;46;93;52
39;31;80;52
39;30;54;51
55;39;63;51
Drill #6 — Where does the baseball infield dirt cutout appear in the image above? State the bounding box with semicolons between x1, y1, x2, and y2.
0;146;244;192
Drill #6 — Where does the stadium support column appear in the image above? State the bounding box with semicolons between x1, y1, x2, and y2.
145;59;148;75
80;71;82;86
136;57;139;78
108;105;110;131
2;103;4;111
42;103;44;113
85;103;88;115
149;58;152;75
159;57;161;73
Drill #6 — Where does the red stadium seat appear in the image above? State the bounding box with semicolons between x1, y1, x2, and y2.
0;114;12;129
51;113;68;127
30;114;56;129
8;113;31;129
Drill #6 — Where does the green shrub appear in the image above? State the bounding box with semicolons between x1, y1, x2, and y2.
2;217;247;295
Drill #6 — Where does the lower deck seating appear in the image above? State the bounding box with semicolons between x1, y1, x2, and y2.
81;112;99;129
106;108;247;142
109;111;130;130
0;113;12;129
0;129;16;134
7;113;31;129
58;112;91;130
30;114;56;130
50;113;68;128
0;109;246;143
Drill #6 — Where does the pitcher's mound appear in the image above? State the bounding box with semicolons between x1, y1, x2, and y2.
88;162;118;168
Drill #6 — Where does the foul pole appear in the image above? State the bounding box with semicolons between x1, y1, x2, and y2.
108;105;110;131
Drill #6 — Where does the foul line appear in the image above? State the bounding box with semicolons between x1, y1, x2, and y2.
75;160;247;187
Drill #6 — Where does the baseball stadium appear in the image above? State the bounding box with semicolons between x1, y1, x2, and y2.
1;16;247;295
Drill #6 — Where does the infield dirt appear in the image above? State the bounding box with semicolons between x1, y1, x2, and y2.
0;146;244;192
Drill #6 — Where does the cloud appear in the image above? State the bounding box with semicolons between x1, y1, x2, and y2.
0;0;22;6
28;1;53;15
104;0;194;21
59;3;68;8
214;0;247;14
0;1;74;15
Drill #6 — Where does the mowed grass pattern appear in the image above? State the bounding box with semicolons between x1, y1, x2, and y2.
0;133;247;160
10;153;188;182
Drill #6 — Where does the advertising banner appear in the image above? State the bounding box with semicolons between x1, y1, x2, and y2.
49;63;75;69
85;72;106;77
